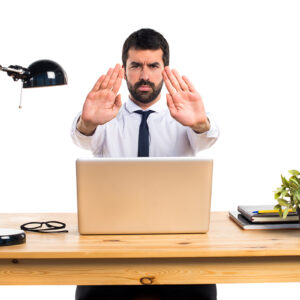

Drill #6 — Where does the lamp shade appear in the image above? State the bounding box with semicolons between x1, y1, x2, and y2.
23;59;67;88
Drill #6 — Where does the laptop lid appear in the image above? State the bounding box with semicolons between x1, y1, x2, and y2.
76;157;213;234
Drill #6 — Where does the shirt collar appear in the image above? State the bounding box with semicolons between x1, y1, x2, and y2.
125;97;166;114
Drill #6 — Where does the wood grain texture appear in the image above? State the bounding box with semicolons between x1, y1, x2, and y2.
1;212;300;259
1;257;300;285
1;213;300;285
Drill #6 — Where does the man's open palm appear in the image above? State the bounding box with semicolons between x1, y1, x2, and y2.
163;67;209;132
82;64;124;128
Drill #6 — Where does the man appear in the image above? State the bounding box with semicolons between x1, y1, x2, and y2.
72;28;219;300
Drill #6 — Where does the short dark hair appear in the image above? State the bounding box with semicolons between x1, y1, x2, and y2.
122;28;169;68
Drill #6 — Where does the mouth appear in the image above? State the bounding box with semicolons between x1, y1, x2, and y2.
137;85;152;92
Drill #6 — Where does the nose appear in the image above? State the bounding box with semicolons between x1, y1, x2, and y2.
139;67;150;81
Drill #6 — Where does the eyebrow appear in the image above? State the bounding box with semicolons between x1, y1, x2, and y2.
129;61;161;67
149;62;160;67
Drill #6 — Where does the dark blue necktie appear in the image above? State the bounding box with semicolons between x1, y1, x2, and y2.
134;110;154;157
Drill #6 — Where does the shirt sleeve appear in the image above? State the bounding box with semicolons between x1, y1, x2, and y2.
70;112;106;155
186;112;220;153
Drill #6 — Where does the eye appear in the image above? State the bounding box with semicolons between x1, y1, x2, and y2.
130;63;140;69
149;64;159;69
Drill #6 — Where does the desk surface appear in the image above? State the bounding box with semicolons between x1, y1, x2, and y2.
1;212;300;285
1;212;300;259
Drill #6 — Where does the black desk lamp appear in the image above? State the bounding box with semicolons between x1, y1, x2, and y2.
0;59;67;87
0;59;67;246
1;59;67;108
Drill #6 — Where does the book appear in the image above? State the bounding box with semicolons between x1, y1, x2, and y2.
237;205;299;223
229;211;300;230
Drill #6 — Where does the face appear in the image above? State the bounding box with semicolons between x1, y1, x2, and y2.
125;48;164;106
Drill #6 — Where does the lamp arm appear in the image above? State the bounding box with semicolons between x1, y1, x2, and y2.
0;64;30;81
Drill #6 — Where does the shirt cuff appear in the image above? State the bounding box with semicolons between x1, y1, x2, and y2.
71;113;95;150
186;112;220;152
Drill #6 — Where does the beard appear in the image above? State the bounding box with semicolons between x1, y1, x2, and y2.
126;79;163;104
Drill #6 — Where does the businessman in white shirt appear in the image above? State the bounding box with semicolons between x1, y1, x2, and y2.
73;28;219;300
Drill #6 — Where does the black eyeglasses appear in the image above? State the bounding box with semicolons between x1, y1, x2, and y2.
20;221;68;233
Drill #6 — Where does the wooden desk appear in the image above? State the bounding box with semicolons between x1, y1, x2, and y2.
1;212;300;285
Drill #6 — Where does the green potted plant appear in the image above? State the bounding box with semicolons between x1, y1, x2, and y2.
274;170;300;221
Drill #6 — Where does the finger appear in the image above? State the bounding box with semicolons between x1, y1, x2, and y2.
100;68;114;89
166;93;176;116
112;68;124;94
164;66;181;92
163;70;177;97
182;75;196;93
172;69;189;91
107;64;121;89
92;75;105;91
114;94;122;110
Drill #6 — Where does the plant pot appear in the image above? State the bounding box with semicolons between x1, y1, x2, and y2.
297;207;300;225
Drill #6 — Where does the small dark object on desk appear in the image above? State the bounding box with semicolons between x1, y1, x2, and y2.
0;229;26;246
20;221;68;233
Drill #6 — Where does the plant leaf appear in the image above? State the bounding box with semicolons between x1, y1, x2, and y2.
295;193;300;202
274;192;281;199
281;190;289;198
277;198;289;207
289;170;300;176
281;175;290;188
274;204;281;210
278;206;283;217
289;179;299;192
290;177;300;186
283;207;289;218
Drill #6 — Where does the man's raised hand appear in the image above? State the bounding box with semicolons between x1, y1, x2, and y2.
163;67;210;133
77;64;124;135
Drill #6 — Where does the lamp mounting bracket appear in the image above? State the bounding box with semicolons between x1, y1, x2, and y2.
0;64;30;81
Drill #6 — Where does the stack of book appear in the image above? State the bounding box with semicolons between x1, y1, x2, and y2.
229;205;300;230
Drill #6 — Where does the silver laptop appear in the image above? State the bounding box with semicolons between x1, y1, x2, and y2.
76;157;213;234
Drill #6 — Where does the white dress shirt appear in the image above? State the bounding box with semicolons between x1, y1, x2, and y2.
71;98;219;157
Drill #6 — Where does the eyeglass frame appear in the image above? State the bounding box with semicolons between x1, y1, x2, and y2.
20;221;68;233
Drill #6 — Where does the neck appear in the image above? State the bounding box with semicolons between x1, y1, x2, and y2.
129;94;161;110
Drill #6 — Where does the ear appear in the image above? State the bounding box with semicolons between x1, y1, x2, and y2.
122;65;126;80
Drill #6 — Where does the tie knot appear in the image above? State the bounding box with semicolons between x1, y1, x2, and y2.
134;110;154;121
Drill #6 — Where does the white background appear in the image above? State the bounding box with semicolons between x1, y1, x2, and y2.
1;0;300;298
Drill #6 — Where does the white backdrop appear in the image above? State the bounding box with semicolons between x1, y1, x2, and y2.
0;0;300;298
